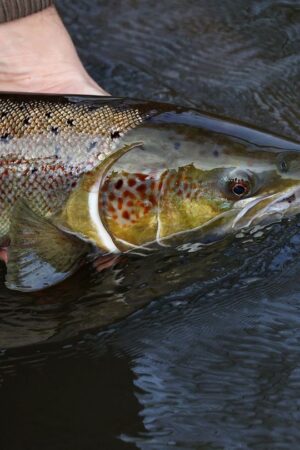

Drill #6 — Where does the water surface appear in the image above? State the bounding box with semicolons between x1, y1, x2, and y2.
2;1;300;449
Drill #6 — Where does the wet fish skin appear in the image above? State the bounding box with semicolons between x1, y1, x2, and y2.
1;92;300;291
0;94;155;239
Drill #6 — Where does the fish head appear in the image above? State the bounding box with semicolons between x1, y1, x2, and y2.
101;107;300;248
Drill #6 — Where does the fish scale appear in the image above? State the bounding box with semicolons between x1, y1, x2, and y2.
0;94;147;239
1;93;300;292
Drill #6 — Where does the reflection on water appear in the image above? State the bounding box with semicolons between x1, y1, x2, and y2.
2;0;300;448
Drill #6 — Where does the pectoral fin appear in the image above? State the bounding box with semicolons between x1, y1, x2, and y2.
6;201;90;292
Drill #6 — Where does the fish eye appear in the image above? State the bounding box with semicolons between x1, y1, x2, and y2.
231;182;248;197
223;169;255;200
228;178;250;198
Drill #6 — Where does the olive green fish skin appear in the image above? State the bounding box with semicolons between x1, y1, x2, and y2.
2;92;300;292
0;94;156;240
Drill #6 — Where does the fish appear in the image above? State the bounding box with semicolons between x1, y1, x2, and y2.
1;92;300;292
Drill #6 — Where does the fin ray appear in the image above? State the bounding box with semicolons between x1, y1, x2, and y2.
6;201;89;292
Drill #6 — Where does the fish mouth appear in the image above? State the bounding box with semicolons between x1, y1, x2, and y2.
231;185;300;230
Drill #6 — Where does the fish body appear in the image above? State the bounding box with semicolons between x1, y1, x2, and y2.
1;92;300;291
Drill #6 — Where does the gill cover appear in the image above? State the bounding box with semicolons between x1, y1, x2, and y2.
6;143;141;292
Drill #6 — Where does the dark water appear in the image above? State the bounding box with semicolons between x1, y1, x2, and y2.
2;1;300;448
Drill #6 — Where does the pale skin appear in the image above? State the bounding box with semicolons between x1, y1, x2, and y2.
0;5;109;265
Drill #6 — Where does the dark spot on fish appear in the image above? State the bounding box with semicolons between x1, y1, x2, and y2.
0;133;11;142
87;141;97;152
71;181;77;188
213;149;219;157
122;210;130;220
88;105;98;112
23;117;31;126
111;130;120;139
45;112;52;119
31;167;38;174
51;126;59;135
115;179;123;189
174;142;181;150
67;119;75;126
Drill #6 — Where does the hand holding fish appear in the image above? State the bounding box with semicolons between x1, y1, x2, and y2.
1;4;300;293
0;5;107;95
0;2;108;269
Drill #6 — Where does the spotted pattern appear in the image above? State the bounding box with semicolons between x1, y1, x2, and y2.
100;167;204;225
0;95;146;239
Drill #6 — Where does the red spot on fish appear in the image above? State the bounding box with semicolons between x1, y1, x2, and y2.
137;173;147;181
108;205;116;213
136;184;147;200
150;181;155;190
118;198;123;210
108;192;115;201
128;178;136;187
186;192;191;199
115;179;123;189
123;190;135;199
127;200;134;207
102;182;109;192
177;189;182;196
112;214;117;220
122;210;130;220
136;184;146;193
183;182;188;191
149;194;157;206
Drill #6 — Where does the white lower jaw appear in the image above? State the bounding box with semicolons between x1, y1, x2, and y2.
232;187;300;230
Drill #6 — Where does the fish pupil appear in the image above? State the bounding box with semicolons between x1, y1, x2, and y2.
232;184;246;196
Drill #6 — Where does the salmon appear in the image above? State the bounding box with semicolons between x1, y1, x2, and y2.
1;92;300;291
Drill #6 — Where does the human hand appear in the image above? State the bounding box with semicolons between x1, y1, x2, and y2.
0;5;108;95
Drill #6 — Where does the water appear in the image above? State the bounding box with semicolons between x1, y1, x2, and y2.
2;0;300;448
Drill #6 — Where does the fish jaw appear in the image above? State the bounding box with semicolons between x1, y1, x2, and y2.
230;184;300;230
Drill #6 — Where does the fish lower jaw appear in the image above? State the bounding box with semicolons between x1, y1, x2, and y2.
232;187;300;230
